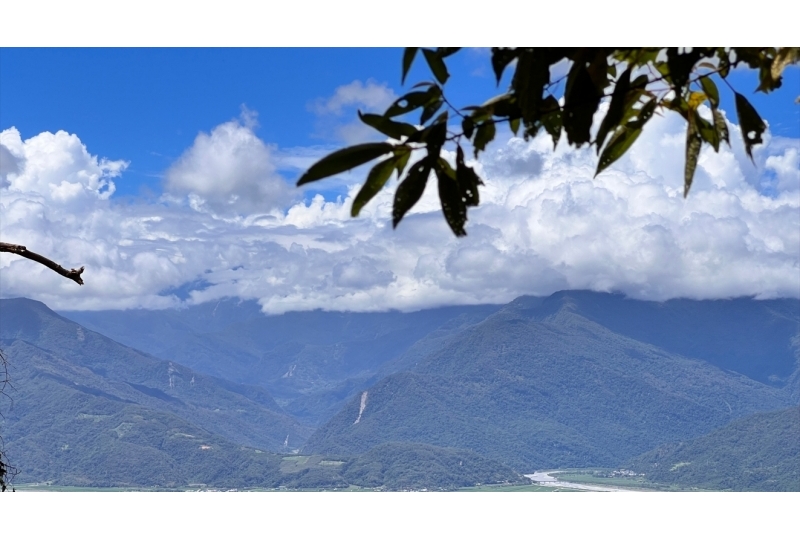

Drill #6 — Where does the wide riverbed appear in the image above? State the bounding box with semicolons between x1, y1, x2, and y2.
525;471;638;492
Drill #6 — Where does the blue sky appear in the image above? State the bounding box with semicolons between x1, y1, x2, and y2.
1;48;508;197
1;48;799;311
3;48;797;198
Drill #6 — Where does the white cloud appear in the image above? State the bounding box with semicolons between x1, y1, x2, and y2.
0;127;125;205
309;79;397;144
164;109;292;215
310;79;397;116
1;105;798;313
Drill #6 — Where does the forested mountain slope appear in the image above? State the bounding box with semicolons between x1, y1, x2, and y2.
1;298;312;454
305;298;794;470
627;407;800;491
62;301;502;424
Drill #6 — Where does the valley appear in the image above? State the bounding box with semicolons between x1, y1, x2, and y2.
1;291;797;491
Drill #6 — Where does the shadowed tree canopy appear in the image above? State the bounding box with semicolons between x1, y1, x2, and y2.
298;47;799;237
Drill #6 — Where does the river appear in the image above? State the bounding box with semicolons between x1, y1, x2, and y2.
525;471;638;492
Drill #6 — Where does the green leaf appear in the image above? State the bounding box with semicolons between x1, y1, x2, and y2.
420;98;444;125
473;121;496;157
770;47;799;82
437;47;461;58
402;48;419;85
637;99;658;125
629;74;649;89
491;48;518;85
351;156;397;217
563;61;602;147
462;117;475;139
394;147;412;177
699;77;719;107
436;158;467;237
489;95;518;118
456;145;482;207
694;111;719;152
393;159;432;228
684;117;702;197
734;92;766;161
384;87;441;118
666;47;704;91
514;49;550;125
756;47;799;93
422;119;448;150
358;112;417;140
540;108;562;150
595;66;632;153
713;108;730;147
509;117;520;136
655;61;671;78
297;143;394;186
595;124;644;177
718;51;731;78
595;99;656;176
664;95;689;120
423;49;449;85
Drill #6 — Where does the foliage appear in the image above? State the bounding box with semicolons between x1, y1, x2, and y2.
340;441;527;490
626;407;800;491
298;47;800;236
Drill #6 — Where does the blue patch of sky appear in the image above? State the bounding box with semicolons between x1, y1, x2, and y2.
2;48;797;202
158;277;214;301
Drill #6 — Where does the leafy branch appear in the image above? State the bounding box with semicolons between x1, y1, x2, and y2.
298;47;799;237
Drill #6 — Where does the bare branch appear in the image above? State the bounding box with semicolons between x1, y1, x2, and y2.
0;349;17;492
0;242;84;286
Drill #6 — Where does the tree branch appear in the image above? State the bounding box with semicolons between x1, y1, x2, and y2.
0;242;84;285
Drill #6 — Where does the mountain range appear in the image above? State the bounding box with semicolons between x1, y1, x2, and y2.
304;294;796;469
1;290;797;489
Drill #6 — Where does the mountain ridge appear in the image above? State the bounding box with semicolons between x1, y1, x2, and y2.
304;300;794;469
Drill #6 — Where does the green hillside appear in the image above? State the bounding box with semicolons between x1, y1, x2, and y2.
4;292;796;490
4;395;289;488
340;442;527;490
626;407;800;491
0;298;312;453
0;299;529;489
529;291;800;385
64;301;502;425
305;301;793;470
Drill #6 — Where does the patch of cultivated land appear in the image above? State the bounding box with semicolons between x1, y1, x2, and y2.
458;483;574;492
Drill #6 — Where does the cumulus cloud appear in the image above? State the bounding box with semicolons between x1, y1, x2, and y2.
1;127;125;204
164;109;292;215
1;105;798;313
309;79;397;144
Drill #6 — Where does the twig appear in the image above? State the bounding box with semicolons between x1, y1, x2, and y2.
0;242;84;285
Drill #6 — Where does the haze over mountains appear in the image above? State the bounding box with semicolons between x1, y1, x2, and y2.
1;291;798;490
627;406;799;491
305;294;795;469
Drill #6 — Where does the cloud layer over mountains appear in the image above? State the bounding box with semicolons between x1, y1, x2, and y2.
1;94;798;312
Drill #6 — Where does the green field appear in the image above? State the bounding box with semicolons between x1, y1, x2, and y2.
458;483;574;492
